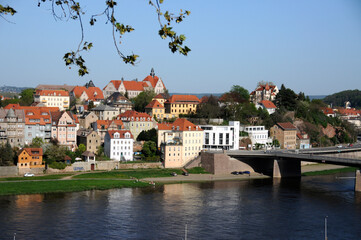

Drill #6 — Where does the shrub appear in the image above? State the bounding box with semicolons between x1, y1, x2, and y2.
49;162;67;170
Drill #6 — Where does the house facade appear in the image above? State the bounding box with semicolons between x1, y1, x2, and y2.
0;108;25;147
250;83;279;104
94;119;124;143
158;118;204;168
256;100;277;115
91;105;119;120
200;121;240;151
164;95;200;119
242;125;272;148
79;111;98;129
145;100;166;120
71;86;104;106
51;111;79;150
17;148;44;169
104;130;134;161
34;90;70;111
270;122;297;149
77;129;101;154
117;110;155;140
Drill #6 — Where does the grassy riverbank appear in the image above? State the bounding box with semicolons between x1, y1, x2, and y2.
302;167;358;176
0;180;149;196
0;174;73;181
73;169;184;179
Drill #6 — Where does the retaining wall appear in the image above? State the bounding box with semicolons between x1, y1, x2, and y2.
0;166;18;177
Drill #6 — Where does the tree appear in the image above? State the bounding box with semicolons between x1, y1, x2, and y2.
137;128;157;143
197;95;222;119
87;101;95;111
19;88;34;106
78;144;86;154
133;90;156;112
274;84;298;111
1;1;191;76
44;145;67;164
31;137;44;148
142;141;157;157
0;142;14;166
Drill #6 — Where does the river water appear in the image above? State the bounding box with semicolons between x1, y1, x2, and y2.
1;172;361;240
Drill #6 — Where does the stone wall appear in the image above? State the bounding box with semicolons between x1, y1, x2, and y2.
0;166;18;177
18;167;45;175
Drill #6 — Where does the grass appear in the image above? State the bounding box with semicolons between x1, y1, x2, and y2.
0;180;149;196
187;167;209;174
74;168;184;179
302;167;358;176
0;174;73;181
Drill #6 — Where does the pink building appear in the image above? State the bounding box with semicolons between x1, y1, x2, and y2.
51;111;79;150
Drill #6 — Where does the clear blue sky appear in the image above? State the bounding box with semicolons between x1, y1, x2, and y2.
1;0;360;95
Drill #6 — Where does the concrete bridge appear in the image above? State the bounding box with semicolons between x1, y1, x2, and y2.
197;145;361;191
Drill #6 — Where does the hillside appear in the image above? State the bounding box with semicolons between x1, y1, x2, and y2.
323;89;361;108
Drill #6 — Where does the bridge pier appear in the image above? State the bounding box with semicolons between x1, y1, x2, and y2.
273;159;301;178
355;170;361;192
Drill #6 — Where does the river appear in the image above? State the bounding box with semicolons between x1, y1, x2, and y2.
1;172;361;239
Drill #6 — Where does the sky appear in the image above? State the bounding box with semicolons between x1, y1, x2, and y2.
1;0;361;96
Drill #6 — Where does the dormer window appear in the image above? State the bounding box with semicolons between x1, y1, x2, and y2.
125;132;130;138
114;132;120;139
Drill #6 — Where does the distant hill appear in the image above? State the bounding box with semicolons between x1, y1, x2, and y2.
308;95;326;100
323;89;361;108
0;86;31;94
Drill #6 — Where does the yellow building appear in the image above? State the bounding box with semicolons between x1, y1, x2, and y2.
17;148;45;169
270;122;297;149
34;90;70;111
164;95;200;119
145;100;166;121
158;118;204;168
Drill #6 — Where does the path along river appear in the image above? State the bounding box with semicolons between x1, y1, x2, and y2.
1;171;361;239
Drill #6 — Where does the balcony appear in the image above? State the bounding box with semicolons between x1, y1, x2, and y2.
63;100;69;103
63;105;69;108
42;99;47;103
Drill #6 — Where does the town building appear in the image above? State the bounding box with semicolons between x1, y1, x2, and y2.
270;122;297;149
158;118;204;168
256;100;277;115
34;90;70;111
104;130;134;161
0;108;25;147
93;119;124;143
296;132;310;149
77;129;101;154
35;84;75;92
78;111;98;129
70;86;104;106
321;107;336;118
51;111;79;150
145;100;165;121
242;125;272;148
117;110;155;140
250;83;279;104
91;105;119;120
200;121;240;151
105;92;133;113
164;95;200;119
102;68;167;98
17;148;44;169
152;93;168;105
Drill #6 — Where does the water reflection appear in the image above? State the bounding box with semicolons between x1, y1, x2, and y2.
1;174;361;239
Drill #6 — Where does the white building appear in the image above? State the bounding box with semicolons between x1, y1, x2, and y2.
242;125;272;148
104;130;134;161
200;121;240;151
34;90;70;111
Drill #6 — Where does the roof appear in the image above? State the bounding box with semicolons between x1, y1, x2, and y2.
107;130;133;139
122;81;148;91
276;122;297;130
166;95;200;104
143;75;160;88
154;93;168;100
145;100;164;109
50;111;77;126
36;84;75;92
0;109;25;121
337;108;361;116
23;148;43;156
72;86;104;101
35;90;69;97
118;110;152;121
82;151;95;157
106;92;132;104
259;100;276;109
24;108;52;126
321;107;335;115
96;119;124;130
91;105;118;111
157;118;203;131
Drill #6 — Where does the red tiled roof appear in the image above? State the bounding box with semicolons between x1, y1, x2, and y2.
145;100;164;109
276;122;297;130
123;81;148;91
167;95;200;104
259;100;276;109
4;104;21;109
110;80;122;90
72;86;104;101
158;118;203;131
23;148;43;156
143;75;159;88
337;108;360;116
97;119;124;129
118;110;152;121
107;130;133;139
154;93;167;99
321;107;335;115
35;90;69;96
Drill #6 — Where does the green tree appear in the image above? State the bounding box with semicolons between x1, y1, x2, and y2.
142;141;157;157
19;88;34;106
197;95;222;119
133;90;156;112
78;144;86;154
31;137;44;148
2;1;191;76
137;128;158;143
0;142;14;166
44;145;67;164
274;84;298;111
87;101;95;111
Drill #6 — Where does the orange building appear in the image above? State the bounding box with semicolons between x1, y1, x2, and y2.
17;148;44;169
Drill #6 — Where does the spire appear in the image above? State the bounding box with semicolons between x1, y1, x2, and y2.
121;77;124;81
150;68;155;77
